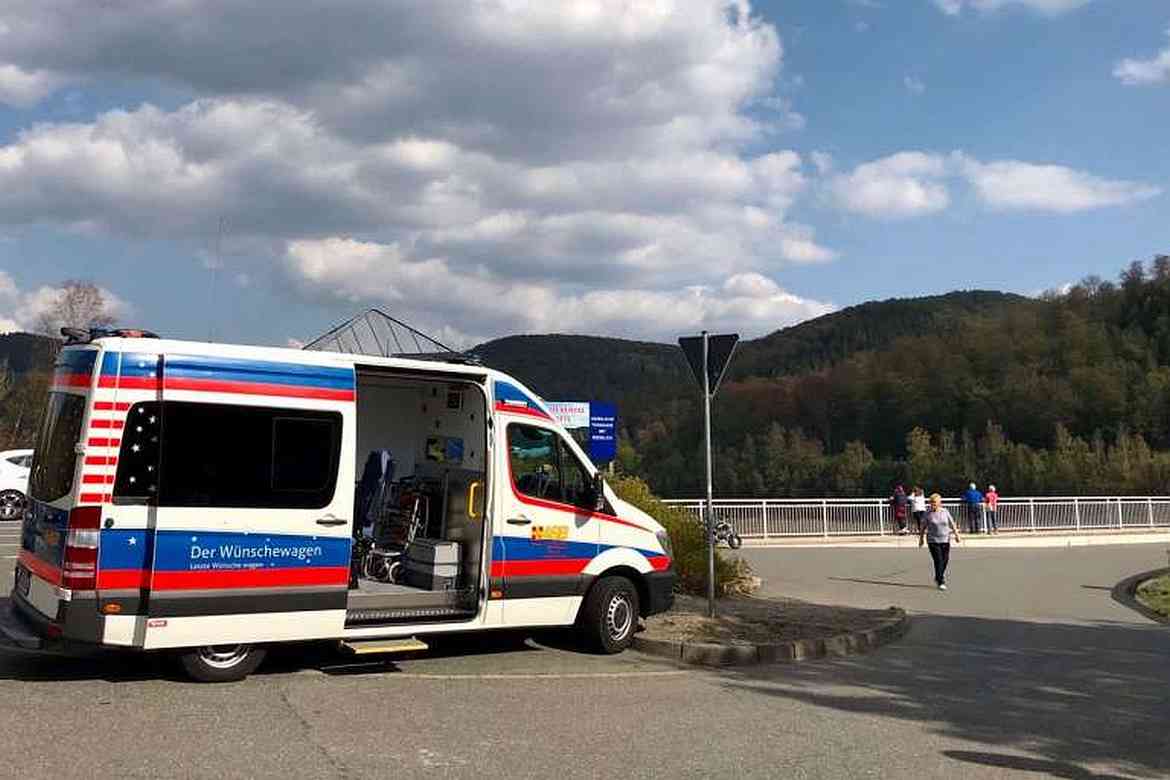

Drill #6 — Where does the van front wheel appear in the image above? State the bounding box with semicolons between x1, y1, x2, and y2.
178;644;267;682
580;576;640;654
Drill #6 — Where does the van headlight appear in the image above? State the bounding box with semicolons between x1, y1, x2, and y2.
656;530;673;559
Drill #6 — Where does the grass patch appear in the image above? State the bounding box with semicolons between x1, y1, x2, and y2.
1135;574;1170;619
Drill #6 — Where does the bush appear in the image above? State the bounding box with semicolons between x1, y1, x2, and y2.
610;475;752;597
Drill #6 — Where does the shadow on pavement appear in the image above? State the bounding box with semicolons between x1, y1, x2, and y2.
827;576;938;590
0;628;582;682
941;750;1137;780
720;615;1170;777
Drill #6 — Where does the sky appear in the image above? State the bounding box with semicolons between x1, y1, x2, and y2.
0;0;1167;348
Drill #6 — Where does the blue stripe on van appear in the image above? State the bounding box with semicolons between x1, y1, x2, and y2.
164;355;355;391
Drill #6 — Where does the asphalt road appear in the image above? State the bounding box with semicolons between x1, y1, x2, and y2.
0;526;1167;779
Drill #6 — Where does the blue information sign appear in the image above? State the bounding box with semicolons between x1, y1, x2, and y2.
588;402;617;464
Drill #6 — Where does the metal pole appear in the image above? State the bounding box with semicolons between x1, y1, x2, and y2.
703;331;716;618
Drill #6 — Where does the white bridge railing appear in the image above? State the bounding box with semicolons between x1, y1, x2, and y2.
660;497;1170;539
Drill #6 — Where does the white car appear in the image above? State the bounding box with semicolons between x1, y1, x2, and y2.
0;448;32;522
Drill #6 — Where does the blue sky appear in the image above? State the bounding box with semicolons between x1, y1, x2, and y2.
0;0;1166;347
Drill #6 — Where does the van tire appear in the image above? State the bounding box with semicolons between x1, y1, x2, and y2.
178;644;267;682
579;576;640;654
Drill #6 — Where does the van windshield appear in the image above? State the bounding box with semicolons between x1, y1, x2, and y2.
29;392;86;503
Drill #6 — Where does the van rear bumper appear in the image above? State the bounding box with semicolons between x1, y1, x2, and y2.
0;591;102;656
643;570;675;617
0;598;49;651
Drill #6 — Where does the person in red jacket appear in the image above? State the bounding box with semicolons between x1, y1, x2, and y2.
985;484;1000;534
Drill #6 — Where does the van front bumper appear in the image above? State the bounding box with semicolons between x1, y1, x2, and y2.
643;569;675;617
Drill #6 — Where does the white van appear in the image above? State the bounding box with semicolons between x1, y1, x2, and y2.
0;330;674;681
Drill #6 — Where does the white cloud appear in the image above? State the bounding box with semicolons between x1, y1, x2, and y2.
904;76;926;94
0;1;836;341
956;155;1163;213
285;238;834;343
932;0;1091;14
827;152;951;219
1114;29;1170;86
0;65;70;108
0;271;127;334
823;150;1161;218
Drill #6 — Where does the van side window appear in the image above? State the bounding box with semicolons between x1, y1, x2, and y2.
507;424;594;509
113;401;342;509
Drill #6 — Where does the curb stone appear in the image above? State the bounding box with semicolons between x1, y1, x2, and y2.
633;606;910;668
1111;566;1170;625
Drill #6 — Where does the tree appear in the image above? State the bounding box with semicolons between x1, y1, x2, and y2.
35;280;117;336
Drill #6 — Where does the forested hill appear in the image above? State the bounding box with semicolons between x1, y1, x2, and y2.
471;290;1035;400
730;290;1036;380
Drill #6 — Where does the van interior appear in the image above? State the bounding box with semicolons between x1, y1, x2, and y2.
347;369;488;625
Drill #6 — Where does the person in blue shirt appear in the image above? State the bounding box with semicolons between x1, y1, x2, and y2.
962;482;984;534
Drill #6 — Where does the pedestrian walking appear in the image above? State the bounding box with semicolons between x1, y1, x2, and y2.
910;486;927;533
962;482;984;534
985;484;999;534
919;492;962;590
891;484;910;534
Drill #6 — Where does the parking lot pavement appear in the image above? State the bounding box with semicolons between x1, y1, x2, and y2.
1;544;1168;778
0;523;21;563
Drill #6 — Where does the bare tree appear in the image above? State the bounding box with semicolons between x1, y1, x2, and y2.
35;280;117;336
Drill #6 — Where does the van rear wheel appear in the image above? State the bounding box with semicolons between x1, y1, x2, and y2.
579;576;640;654
0;489;26;522
178;644;267;682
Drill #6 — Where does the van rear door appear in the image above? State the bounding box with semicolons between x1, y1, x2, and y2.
18;347;97;618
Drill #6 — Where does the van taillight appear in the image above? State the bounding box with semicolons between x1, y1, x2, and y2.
63;506;101;591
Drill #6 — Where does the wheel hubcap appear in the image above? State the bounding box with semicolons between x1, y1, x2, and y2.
199;645;250;669
0;491;25;521
606;594;633;641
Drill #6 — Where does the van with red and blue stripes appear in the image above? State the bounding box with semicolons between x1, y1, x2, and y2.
1;330;674;681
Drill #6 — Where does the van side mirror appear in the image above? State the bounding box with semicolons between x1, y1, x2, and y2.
591;472;606;512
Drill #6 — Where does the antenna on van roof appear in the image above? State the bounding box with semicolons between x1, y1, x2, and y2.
302;308;480;364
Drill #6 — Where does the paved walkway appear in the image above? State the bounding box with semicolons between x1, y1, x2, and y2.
738;542;1170;777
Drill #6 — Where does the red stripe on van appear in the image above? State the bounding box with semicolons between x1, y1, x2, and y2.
92;402;131;411
493;401;553;421
96;569;150;589
150;566;350;590
84;456;118;466
489;559;591;578
19;550;62;587
89;419;125;429
52;372;92;389
82;474;116;485
78;493;111;504
101;376;160;390
164;377;355;401
87;438;121;448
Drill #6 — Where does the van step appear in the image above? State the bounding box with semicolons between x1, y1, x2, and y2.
340;637;429;655
345;605;475;624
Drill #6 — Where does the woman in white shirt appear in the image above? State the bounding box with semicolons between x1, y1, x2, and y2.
910;486;928;534
918;493;962;590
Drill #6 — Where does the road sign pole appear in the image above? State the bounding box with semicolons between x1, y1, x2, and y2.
703;331;715;619
678;330;738;621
